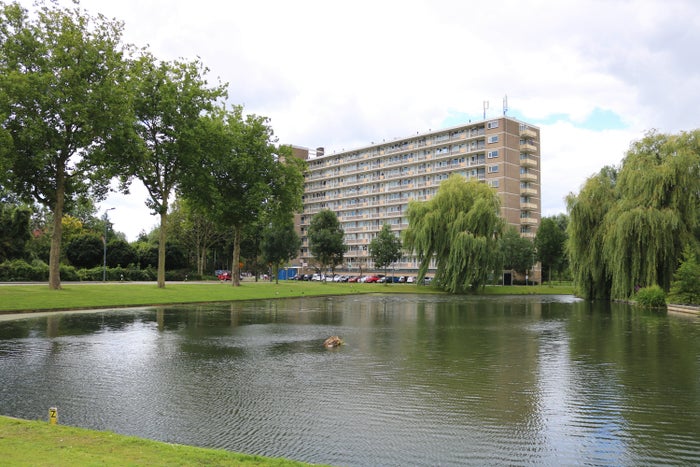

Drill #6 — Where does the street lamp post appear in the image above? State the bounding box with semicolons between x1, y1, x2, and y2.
103;208;115;282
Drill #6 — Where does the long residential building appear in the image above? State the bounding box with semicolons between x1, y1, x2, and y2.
291;116;541;274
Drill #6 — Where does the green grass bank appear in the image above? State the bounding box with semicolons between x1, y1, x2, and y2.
0;280;574;314
0;416;322;467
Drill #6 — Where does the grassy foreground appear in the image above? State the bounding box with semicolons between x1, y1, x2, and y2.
0;416;321;467
0;280;574;314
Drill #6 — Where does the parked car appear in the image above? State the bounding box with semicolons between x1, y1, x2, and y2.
217;270;232;281
406;276;415;283
348;276;359;283
364;275;381;283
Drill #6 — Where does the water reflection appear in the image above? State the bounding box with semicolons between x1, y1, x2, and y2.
0;295;698;466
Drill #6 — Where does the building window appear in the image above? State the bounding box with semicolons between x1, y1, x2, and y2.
487;120;499;129
488;135;499;144
487;150;499;159
488;165;499;173
489;180;500;188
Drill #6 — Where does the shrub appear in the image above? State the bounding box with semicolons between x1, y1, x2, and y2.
668;246;700;305
635;285;666;308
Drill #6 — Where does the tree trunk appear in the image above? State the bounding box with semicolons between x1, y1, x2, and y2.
231;225;241;287
157;209;167;288
48;162;66;290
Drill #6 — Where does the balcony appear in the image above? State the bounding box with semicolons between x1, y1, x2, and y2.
520;172;537;182
520;202;538;211
520;142;537;153
520;128;536;139
520;186;538;196
520;217;538;226
519;155;537;168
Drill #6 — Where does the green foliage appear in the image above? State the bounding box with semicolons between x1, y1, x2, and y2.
634;284;666;308
0;203;31;261
0;259;48;281
369;224;403;277
403;174;505;293
668;246;700;305
568;130;700;300
106;239;138;268
535;215;568;283
125;53;226;288
261;217;301;283
0;1;135;288
308;209;347;275
501;226;535;275
65;234;103;268
182;107;305;286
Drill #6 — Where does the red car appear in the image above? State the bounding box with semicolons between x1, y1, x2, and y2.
217;271;232;281
364;275;381;283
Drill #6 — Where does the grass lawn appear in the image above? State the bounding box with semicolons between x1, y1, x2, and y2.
0;416;322;467
0;280;575;314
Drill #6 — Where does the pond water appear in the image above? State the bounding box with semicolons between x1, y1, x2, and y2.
0;294;699;466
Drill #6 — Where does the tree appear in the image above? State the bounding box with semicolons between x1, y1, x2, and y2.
261;217;301;284
535;215;568;284
125;53;226;288
568;130;700;300
182;107;305;287
167;198;225;275
566;166;617;300
668;246;700;305
0;203;31;262
403;174;505;293
500;226;535;279
369;223;402;283
65;234;103;268
0;1;135;289
106;238;137;268
308;209;347;279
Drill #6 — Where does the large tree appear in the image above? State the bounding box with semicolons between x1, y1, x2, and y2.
308;209;347;279
403;174;505;293
369;223;402;283
567;130;700;300
500;226;535;279
125;53;226;288
0;1;134;288
261;216;301;284
183;106;306;286
535;215;568;284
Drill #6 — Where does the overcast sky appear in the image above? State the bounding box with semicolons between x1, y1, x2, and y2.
19;0;700;240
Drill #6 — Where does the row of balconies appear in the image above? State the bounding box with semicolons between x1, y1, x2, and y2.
305;159;492;192
307;137;492;173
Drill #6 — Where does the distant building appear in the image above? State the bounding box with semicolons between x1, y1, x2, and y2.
291;116;541;276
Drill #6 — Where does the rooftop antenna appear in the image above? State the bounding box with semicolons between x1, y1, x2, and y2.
503;94;508;116
483;100;489;119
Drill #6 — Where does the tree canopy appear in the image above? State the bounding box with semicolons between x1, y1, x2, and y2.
369;223;402;281
307;209;347;277
0;1;134;288
403;174;505;293
182;106;306;286
125;53;226;287
567;130;700;300
500;226;535;277
261;217;301;284
535;215;568;283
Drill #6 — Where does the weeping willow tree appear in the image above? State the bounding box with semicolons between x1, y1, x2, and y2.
568;130;700;300
403;174;505;293
566;166;618;300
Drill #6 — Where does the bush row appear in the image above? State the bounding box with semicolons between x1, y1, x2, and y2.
0;260;201;282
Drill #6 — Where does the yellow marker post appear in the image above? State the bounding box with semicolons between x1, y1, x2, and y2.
48;407;58;425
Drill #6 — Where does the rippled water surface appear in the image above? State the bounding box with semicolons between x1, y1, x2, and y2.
1;294;699;466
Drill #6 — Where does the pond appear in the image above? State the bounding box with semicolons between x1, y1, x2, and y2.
1;294;699;466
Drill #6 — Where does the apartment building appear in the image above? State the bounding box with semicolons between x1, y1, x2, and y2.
292;116;540;274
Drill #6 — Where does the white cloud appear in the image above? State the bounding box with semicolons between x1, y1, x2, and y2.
17;0;700;240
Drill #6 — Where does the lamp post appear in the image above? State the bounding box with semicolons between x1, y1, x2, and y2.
103;208;115;282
